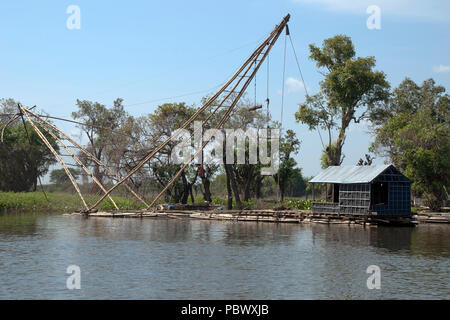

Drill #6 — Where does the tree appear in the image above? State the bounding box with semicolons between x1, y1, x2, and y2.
143;102;199;204
0;98;18;122
0;118;59;192
273;130;301;202
222;99;272;205
295;35;390;167
357;154;374;166
285;168;307;198
71;98;129;192
50;168;81;185
370;78;450;211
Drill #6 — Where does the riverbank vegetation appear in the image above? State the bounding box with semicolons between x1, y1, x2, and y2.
0;191;315;213
0;192;146;213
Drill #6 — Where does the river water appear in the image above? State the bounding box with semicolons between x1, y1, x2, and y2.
0;212;448;299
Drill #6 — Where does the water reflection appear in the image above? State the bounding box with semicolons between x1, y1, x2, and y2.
0;213;39;236
0;213;448;299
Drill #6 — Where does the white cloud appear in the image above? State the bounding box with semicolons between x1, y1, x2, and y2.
285;77;307;93
292;0;450;21
433;65;450;73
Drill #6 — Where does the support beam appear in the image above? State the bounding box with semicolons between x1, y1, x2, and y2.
29;113;119;210
22;106;149;208
20;105;89;211
88;14;291;211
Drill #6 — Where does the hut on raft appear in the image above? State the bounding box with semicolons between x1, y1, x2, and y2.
309;164;412;217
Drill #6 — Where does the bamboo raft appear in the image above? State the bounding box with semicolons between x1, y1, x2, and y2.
66;209;428;226
414;212;450;224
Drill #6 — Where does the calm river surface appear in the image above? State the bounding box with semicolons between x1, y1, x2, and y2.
0;212;449;299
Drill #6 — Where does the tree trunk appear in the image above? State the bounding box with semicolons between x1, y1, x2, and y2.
222;139;234;210
180;171;189;204
201;177;212;203
242;166;254;202
226;164;242;209
255;176;263;199
190;185;195;205
226;171;233;210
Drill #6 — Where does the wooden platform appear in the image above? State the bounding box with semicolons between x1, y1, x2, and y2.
66;209;423;226
414;212;450;224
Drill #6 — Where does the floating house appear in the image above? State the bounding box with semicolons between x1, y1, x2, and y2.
310;164;411;217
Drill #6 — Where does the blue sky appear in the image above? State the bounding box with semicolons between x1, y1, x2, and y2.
1;0;449;178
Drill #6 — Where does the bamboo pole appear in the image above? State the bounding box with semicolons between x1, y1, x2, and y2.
88;14;291;211
22;107;149;208
28;112;119;210
20;105;89;211
148;14;290;208
1;106;37;143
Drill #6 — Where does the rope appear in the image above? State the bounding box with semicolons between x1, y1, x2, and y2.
287;33;325;149
266;52;270;120
277;27;288;203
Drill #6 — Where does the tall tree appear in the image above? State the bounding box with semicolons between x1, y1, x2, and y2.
224;100;272;204
143;102;199;204
370;78;450;211
1;100;59;192
295;35;390;167
285;168;307;198
273;130;300;202
71;98;129;192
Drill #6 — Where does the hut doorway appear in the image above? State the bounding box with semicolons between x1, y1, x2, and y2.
333;184;339;203
371;182;388;205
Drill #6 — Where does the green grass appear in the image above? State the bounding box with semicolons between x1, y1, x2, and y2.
0;192;147;213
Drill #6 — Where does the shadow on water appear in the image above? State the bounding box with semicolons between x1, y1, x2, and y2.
69;216;299;246
309;224;450;259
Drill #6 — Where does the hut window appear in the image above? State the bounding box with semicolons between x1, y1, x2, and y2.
372;182;388;205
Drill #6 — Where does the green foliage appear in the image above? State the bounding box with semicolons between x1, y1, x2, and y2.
284;199;312;210
0;121;59;192
296;34;389;166
320;140;344;169
0;192;146;213
285;168;307;197
370;78;450;210
71;98;130;189
273;130;301;201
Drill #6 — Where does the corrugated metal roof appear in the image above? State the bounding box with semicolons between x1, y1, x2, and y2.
309;164;392;184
